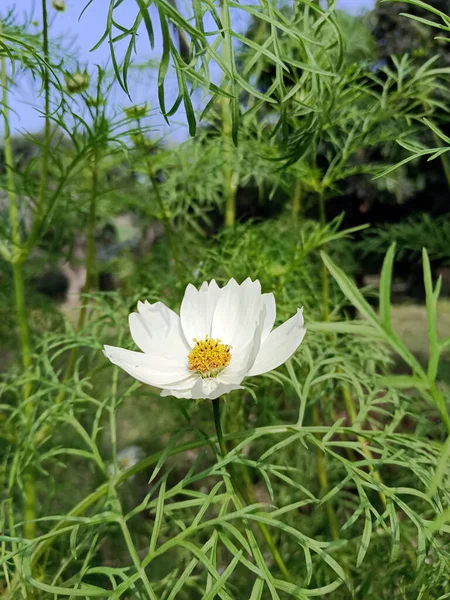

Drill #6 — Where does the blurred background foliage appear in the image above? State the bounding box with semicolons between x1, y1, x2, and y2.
1;0;450;598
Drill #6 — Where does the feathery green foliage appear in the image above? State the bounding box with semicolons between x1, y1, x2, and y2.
1;0;450;598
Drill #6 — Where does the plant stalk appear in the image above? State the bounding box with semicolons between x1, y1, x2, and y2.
340;383;387;508
35;152;99;444
147;171;184;280
134;116;183;278
221;0;237;227
56;155;98;401
1;46;36;540
314;187;341;539
38;0;51;219
212;398;291;582
292;179;302;219
223;107;237;227
312;405;340;540
22;0;51;262
318;188;329;321
119;514;158;599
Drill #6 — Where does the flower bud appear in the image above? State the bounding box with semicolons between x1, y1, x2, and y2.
52;0;66;11
124;104;149;120
64;70;90;94
86;95;106;108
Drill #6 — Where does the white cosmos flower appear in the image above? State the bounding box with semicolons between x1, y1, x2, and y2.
104;278;306;400
108;445;144;477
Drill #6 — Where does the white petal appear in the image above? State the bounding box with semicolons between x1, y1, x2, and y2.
161;378;243;400
219;303;266;383
203;280;221;334
104;345;190;387
180;281;221;346
247;309;306;377
160;375;199;399
160;388;195;399
160;375;199;390
191;378;244;400
211;278;262;349
129;301;189;357
138;300;177;331
261;293;276;343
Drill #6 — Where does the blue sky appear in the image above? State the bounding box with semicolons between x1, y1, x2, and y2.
338;0;374;13
3;0;375;142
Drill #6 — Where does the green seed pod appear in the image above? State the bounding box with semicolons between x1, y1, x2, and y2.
124;104;149;120
52;0;66;11
64;71;90;94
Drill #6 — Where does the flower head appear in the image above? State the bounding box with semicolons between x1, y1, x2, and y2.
52;0;65;11
64;70;89;94
108;445;144;477
124;103;149;120
104;279;306;400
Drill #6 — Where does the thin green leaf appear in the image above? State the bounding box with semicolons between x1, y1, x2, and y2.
321;252;380;325
422;248;440;381
69;524;80;561
429;434;450;497
135;0;155;47
377;375;428;391
232;32;289;72
379;243;396;330
157;7;171;121
149;477;167;554
202;551;243;600
173;51;197;136
387;499;400;561
373;153;420;179
400;12;450;31
356;507;372;568
250;578;265;600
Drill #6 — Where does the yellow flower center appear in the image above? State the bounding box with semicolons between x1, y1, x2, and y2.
188;335;232;377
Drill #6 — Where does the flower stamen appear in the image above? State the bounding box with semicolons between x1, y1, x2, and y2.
188;334;231;377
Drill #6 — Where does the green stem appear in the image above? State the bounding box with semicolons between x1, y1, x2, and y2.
11;261;32;403
23;473;37;542
425;112;450;192
316;189;342;539
22;0;51;261
1;55;31;383
148;169;184;280
292;179;302;219
1;45;36;541
38;0;51;215
83;156;98;294
6;500;21;594
438;146;450;191
340;383;387;508
212;399;291;582
109;342;121;476
221;0;237;227
318;188;329;321
61;165;97;374
35;155;99;444
60;158;97;394
212;399;228;457
312;405;340;541
135;117;183;279
430;382;450;435
223;109;237;227
119;516;158;600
